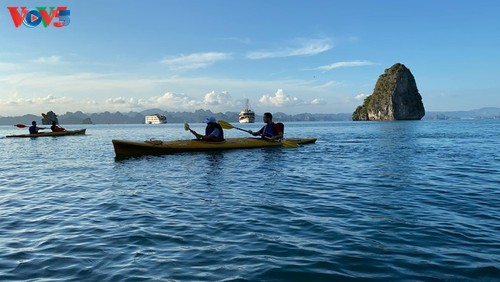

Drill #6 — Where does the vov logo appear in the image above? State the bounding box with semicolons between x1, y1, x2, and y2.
7;6;70;28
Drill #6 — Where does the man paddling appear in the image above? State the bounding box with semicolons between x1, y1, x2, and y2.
29;121;46;134
249;112;283;140
189;116;225;141
50;121;66;132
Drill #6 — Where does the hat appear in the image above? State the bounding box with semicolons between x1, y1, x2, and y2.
205;116;217;123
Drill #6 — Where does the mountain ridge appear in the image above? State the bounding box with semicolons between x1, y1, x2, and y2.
0;107;498;125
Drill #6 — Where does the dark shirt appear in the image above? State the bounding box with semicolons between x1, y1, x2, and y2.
29;125;39;134
205;123;225;141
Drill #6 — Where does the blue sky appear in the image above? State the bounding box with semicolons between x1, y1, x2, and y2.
1;0;499;116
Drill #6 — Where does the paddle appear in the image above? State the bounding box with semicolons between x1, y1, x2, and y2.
217;120;299;148
42;112;57;124
217;120;252;133
184;122;203;139
14;124;46;130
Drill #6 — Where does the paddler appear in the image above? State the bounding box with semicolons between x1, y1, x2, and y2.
28;121;46;134
189;116;225;141
50;121;66;132
248;112;283;140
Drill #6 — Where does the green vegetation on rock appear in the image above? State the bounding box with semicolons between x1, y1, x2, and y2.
352;63;425;121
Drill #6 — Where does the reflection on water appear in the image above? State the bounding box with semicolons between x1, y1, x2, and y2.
203;152;224;186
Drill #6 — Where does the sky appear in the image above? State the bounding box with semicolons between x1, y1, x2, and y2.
1;0;499;116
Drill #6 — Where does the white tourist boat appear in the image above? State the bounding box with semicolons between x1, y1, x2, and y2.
239;99;255;123
145;114;167;124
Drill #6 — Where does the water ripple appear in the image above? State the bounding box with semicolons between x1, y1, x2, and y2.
0;121;499;281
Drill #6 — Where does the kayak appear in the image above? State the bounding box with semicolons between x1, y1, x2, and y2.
113;137;317;158
6;129;87;138
112;137;317;158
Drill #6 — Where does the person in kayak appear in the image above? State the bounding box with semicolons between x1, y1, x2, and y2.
29;121;46;134
189;116;225;141
50;121;66;132
249;112;283;140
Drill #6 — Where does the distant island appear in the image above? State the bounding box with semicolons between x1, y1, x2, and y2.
0;109;351;125
353;63;425;121
0;107;498;125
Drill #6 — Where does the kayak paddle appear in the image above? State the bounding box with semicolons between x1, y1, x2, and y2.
185;122;203;139
218;120;252;133
217;120;299;148
14;124;46;130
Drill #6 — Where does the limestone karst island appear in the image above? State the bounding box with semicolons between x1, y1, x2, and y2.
352;63;425;121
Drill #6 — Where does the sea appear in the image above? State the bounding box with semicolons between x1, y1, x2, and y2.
0;120;499;281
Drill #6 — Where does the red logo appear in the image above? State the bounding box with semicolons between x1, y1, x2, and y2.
7;6;70;28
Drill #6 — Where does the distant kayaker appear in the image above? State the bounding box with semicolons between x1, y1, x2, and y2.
50;121;66;132
189;116;225;141
29;121;45;134
249;112;283;140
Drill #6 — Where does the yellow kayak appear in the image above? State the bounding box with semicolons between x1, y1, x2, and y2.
6;129;86;138
112;137;317;158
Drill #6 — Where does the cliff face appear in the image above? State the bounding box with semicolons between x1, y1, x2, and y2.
41;111;59;125
352;63;425;121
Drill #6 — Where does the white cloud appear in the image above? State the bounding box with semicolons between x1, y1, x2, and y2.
4;95;74;106
0;70;340;116
96;93;199;112
310;80;343;90
258;89;322;107
33;56;62;64
0;62;21;71
203;91;234;106
97;92;236;112
247;38;332;59
105;97;129;105
311;98;325;105
161;52;232;71
355;93;369;101
0;95;77;116
316;60;375;71
148;92;200;109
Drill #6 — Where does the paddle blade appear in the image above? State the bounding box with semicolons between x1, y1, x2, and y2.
281;140;299;148
15;124;27;128
184;122;190;131
217;120;235;130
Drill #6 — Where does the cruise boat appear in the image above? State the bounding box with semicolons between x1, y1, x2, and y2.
239;99;255;123
145;114;167;124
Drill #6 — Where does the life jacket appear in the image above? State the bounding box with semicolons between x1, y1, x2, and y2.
261;122;284;138
51;125;65;132
205;123;224;141
276;122;284;136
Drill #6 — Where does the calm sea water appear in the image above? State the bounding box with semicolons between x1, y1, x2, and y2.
0;120;499;281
